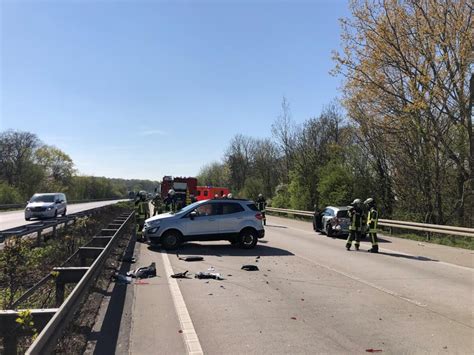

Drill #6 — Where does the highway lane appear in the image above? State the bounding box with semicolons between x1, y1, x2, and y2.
126;215;473;354
0;200;127;231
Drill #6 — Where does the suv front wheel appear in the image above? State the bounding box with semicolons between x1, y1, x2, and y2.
161;230;182;250
239;229;258;249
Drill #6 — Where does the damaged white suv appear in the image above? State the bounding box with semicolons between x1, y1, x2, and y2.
143;199;265;249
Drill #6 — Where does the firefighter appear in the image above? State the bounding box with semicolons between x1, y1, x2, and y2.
165;189;177;212
346;198;362;251
151;193;163;216
365;198;379;253
256;193;267;226
189;194;197;203
135;191;150;241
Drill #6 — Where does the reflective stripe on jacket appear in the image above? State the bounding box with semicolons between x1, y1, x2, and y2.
367;207;378;233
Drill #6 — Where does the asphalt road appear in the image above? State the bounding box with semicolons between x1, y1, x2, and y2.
0;200;126;231
94;215;473;354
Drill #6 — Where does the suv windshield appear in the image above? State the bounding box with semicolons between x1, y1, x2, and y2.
30;195;55;203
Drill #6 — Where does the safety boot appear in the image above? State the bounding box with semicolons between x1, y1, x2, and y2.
345;243;351;251
368;246;379;253
355;244;360;251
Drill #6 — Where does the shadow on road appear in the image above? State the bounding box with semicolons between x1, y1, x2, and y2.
87;234;137;354
323;233;392;243
149;242;294;257
377;251;439;262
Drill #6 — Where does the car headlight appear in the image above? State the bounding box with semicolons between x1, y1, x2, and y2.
26;208;31;211
149;227;159;234
147;220;161;227
47;207;53;211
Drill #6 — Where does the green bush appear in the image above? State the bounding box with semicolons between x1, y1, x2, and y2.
0;182;22;204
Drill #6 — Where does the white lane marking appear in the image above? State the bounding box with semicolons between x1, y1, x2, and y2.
274;222;474;271
161;251;204;355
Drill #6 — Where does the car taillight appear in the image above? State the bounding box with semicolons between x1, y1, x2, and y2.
255;213;263;220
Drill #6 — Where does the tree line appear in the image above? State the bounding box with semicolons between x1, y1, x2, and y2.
0;130;159;204
197;0;473;228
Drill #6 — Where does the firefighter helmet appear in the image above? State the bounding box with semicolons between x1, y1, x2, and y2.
258;193;263;198
168;189;175;196
351;198;361;206
364;198;374;207
227;193;233;199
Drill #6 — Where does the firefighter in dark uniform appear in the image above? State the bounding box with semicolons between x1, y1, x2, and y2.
364;198;379;253
135;191;150;241
346;198;362;250
151;193;163;216
164;189;177;213
256;193;267;226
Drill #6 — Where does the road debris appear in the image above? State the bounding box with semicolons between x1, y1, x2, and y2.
365;349;383;353
112;273;132;284
177;254;204;262
171;271;190;279
195;271;224;280
241;265;259;271
127;262;156;279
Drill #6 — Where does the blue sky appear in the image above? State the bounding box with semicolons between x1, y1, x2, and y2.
1;0;350;180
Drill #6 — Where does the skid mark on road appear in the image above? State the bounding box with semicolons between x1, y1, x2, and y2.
161;251;204;355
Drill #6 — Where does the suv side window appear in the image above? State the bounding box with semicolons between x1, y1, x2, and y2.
194;203;218;217
247;203;258;211
221;202;244;215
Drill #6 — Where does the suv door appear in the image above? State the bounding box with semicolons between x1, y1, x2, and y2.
183;202;220;239
218;202;245;237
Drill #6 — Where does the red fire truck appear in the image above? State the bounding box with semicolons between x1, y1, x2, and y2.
161;176;198;207
195;186;230;201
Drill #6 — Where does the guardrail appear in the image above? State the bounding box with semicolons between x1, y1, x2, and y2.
0;203;124;243
0;210;134;354
0;197;125;211
266;207;474;238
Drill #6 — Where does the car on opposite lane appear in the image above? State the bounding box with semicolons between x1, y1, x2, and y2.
25;193;67;220
143;198;265;249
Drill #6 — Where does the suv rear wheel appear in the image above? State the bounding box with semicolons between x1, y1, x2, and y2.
162;230;182;250
239;229;258;249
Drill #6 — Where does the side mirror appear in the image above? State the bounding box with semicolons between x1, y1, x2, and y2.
189;211;197;220
26;201;29;204
56;200;61;204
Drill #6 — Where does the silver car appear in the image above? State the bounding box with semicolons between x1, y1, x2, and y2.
25;193;67;220
144;199;265;249
316;206;351;237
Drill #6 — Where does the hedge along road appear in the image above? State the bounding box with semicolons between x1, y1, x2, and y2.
0;199;127;231
125;215;473;354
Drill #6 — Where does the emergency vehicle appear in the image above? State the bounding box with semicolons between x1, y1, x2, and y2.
161;176;198;207
195;186;230;201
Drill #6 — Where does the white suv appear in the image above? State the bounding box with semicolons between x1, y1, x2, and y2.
143;199;265;249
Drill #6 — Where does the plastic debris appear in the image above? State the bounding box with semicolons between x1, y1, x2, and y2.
241;265;259;271
291;317;297;320
180;256;204;262
171;271;190;279
365;349;383;353
127;262;156;279
208;266;215;271
195;272;224;280
112;273;132;284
